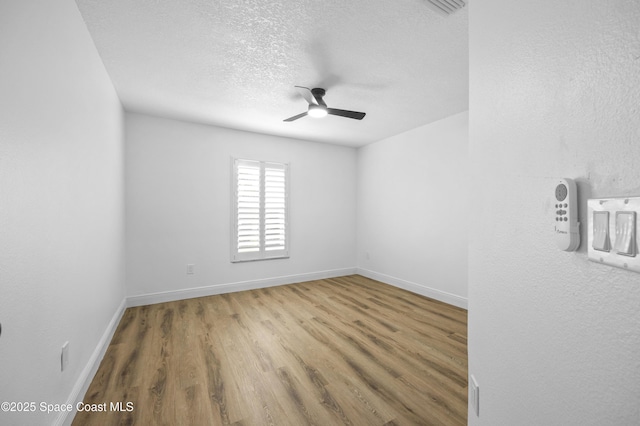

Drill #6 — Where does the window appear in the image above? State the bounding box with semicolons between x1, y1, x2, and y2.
231;158;289;262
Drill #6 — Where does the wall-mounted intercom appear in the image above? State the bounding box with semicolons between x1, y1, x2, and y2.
554;178;580;251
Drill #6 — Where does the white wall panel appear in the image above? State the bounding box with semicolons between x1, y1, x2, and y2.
469;1;640;424
125;113;357;297
0;0;125;424
357;112;468;307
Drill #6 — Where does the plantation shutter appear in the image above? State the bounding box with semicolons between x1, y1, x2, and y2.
264;163;287;253
236;160;261;257
232;158;289;262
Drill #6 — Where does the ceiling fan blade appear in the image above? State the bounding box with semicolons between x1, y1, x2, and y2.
327;108;366;120
294;86;317;105
283;111;308;122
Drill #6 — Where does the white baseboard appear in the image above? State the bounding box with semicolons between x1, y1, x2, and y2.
356;267;468;309
126;267;358;307
54;297;127;426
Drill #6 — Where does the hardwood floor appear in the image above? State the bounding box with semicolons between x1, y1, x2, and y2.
72;275;467;426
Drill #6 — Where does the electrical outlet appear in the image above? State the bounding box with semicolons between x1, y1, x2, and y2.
187;264;195;274
61;341;69;372
470;375;479;416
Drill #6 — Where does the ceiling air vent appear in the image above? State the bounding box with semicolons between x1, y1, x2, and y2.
425;0;466;15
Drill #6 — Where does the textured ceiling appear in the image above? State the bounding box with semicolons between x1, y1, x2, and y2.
75;0;468;147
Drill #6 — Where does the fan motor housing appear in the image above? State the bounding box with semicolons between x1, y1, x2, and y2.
311;88;326;97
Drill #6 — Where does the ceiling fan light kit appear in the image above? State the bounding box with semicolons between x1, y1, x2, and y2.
308;104;328;118
283;87;366;122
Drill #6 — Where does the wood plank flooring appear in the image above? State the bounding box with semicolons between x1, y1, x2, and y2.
72;275;467;426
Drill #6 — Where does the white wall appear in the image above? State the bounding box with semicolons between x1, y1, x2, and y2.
469;1;640;425
125;112;357;300
0;0;125;425
356;112;468;308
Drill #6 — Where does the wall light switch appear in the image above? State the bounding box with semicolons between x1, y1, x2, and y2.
588;197;640;273
592;211;610;252
614;211;636;256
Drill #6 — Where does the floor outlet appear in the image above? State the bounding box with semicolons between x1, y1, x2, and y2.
61;341;69;372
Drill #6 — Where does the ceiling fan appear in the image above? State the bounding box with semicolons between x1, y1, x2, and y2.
283;86;366;122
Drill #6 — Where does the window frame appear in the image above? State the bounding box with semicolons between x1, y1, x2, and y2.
231;157;290;263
